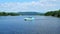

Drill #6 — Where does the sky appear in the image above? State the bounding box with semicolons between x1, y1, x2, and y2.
0;0;60;13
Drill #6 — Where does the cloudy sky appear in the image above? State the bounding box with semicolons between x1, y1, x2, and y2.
0;0;60;13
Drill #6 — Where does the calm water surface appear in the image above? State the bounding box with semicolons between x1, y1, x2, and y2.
0;16;60;34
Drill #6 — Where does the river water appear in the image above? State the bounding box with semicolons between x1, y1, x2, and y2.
0;16;60;34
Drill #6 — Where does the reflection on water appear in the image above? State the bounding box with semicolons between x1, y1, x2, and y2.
0;16;60;34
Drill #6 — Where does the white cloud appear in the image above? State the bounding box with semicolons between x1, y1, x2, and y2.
0;0;60;12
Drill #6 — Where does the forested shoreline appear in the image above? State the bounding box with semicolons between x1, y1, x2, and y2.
0;12;20;16
45;10;60;17
0;9;60;17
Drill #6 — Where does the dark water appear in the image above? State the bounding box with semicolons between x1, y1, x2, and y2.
0;16;60;34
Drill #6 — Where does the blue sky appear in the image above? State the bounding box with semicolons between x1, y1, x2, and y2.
0;0;38;2
0;0;60;13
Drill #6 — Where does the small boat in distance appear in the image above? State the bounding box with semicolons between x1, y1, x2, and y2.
24;17;35;21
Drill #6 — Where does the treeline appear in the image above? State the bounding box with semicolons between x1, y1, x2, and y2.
45;10;60;17
19;12;44;15
0;12;20;16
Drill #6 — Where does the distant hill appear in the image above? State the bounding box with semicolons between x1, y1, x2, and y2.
19;12;44;15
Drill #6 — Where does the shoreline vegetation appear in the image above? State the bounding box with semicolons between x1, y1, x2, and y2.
0;9;60;18
44;9;60;17
0;12;44;16
0;12;20;16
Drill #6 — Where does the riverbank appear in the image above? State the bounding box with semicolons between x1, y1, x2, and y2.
0;12;20;16
44;10;60;17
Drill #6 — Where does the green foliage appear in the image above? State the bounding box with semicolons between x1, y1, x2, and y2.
0;12;20;16
45;9;60;17
8;13;20;16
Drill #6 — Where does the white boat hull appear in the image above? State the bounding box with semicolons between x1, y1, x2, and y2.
24;18;34;21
